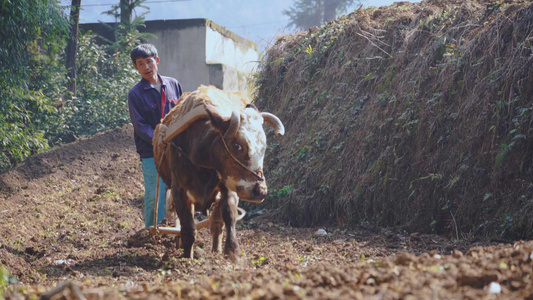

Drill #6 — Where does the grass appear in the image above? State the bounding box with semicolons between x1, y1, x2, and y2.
254;0;533;239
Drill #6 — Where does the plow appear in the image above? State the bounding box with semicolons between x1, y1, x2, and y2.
147;183;247;237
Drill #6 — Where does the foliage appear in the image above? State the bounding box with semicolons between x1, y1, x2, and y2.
0;265;6;297
100;0;156;53
102;0;149;22
0;0;70;170
277;184;295;197
283;0;358;30
0;0;147;171
48;0;149;144
49;33;138;144
0;0;69;81
0;264;17;296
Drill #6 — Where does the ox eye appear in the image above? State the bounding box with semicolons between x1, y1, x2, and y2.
234;143;243;152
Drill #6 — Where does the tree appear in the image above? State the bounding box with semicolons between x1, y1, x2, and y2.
283;0;358;30
101;0;153;52
66;0;81;98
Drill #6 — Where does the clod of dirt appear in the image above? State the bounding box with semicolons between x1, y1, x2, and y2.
126;228;153;248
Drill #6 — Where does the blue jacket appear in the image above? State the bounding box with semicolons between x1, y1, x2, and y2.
128;75;183;158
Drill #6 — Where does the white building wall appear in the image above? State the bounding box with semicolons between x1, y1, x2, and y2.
147;19;259;94
205;26;259;75
81;19;259;95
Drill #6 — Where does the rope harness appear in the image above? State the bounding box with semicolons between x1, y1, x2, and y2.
219;132;263;181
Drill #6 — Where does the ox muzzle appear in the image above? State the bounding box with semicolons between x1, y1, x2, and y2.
236;171;268;203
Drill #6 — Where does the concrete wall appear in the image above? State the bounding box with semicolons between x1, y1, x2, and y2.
81;19;259;94
204;21;259;92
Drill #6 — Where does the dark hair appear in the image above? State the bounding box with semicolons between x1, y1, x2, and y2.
130;43;158;65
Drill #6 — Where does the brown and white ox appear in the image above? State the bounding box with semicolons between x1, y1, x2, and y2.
153;86;284;259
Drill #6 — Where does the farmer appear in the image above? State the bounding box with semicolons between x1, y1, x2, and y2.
128;43;183;228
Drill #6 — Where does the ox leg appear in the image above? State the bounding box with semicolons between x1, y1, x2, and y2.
210;193;224;253
221;188;241;259
173;184;196;258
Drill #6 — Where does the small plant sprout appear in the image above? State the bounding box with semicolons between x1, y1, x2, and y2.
252;256;267;266
305;44;314;57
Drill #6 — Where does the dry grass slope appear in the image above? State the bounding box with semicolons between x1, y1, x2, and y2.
255;0;533;239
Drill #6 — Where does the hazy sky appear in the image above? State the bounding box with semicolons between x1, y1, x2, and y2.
61;0;421;51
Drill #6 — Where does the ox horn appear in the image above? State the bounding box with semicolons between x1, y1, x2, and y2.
261;112;285;137
224;110;241;138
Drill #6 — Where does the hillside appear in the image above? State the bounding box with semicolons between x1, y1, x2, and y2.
256;0;533;239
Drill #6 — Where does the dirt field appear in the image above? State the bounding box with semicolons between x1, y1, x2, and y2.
1;125;533;299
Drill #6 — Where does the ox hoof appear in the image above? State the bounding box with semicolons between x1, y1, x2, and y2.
225;251;242;263
181;246;194;259
224;244;241;261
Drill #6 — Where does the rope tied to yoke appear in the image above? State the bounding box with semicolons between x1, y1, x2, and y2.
219;131;263;181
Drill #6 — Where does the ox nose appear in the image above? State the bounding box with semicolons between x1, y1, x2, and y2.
252;178;268;199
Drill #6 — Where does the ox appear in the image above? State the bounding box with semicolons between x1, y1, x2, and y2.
153;85;284;259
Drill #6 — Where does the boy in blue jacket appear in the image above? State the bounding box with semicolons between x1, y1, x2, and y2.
128;44;183;228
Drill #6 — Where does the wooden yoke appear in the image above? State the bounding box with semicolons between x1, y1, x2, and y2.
161;105;209;143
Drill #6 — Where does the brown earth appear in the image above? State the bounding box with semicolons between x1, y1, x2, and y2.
0;125;532;299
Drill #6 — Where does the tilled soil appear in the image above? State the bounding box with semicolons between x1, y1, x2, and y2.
1;126;532;299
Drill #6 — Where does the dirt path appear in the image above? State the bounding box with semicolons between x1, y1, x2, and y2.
1;126;532;299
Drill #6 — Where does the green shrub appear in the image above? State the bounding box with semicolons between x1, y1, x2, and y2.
49;33;137;144
0;0;69;170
